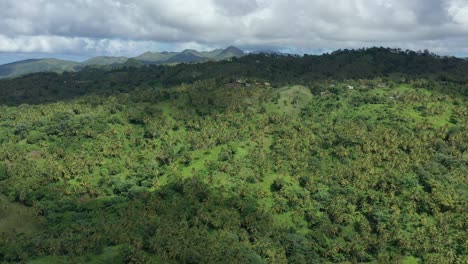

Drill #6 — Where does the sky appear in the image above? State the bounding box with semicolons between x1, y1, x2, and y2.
1;0;468;64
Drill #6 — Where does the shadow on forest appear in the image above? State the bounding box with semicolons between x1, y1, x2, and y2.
4;177;314;263
0;71;145;106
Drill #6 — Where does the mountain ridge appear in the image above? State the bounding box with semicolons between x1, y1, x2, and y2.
0;58;80;79
0;46;246;78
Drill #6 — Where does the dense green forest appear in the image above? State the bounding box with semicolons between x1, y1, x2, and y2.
0;48;467;263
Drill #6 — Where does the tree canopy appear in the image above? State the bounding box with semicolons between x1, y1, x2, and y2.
0;48;467;263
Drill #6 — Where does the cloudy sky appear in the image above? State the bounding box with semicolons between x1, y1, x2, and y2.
1;0;468;63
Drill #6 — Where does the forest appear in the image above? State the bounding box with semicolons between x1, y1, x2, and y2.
0;48;467;263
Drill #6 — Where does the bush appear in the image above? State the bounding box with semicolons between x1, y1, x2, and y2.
26;131;44;144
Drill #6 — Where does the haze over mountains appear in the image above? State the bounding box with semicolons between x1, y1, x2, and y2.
0;46;245;79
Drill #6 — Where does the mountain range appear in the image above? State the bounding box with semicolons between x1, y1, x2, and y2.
0;46;245;79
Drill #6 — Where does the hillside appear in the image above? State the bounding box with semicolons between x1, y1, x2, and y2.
0;58;80;79
82;56;129;66
0;48;466;263
1;47;467;106
133;51;177;64
164;50;208;64
214;46;245;60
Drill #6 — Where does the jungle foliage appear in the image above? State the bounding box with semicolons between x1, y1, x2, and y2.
0;48;467;263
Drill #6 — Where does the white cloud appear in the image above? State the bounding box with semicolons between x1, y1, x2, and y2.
0;0;467;56
447;0;468;26
0;35;166;56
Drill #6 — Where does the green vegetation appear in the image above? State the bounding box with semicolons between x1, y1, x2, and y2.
0;48;466;263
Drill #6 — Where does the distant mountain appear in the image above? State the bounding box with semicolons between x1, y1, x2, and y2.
121;58;145;68
82;56;129;66
215;46;245;60
133;47;244;65
164;50;208;64
0;58;80;79
133;51;177;64
199;49;224;58
0;46;246;78
87;58;146;71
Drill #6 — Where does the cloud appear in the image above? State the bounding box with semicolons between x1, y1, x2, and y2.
214;0;260;16
0;34;200;56
0;0;467;56
447;0;468;26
